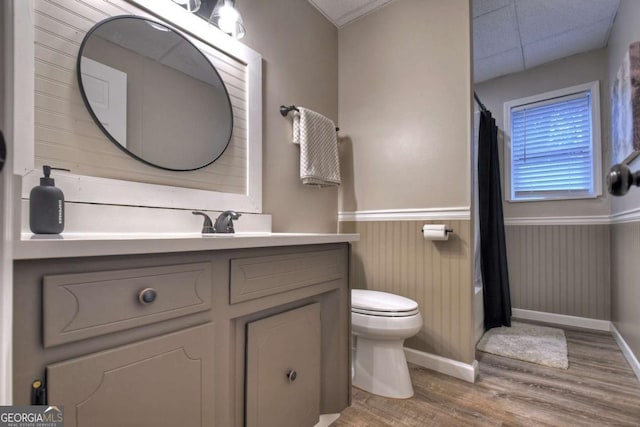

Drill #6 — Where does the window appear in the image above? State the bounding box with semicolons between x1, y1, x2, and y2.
504;81;602;201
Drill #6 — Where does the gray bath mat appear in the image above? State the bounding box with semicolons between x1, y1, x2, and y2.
477;321;568;369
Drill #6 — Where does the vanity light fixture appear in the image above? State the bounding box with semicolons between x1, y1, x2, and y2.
209;0;246;40
171;0;202;13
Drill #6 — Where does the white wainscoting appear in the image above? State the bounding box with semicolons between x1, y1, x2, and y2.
610;206;640;224
338;207;471;222
504;215;611;225
504;208;640;225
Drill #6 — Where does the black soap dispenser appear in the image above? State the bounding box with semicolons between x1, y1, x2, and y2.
29;165;69;234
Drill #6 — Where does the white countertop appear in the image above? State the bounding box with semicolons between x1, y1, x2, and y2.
14;232;359;260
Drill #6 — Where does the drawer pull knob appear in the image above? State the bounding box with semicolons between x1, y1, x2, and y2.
286;370;297;383
138;288;157;305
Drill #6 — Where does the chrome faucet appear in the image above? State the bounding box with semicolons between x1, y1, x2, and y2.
192;211;215;234
192;210;242;234
214;210;242;233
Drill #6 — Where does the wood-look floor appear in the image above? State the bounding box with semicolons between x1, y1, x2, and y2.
334;327;640;426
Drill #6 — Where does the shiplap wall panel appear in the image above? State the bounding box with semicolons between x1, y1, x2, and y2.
611;222;640;365
340;220;474;364
505;224;610;320
33;0;248;193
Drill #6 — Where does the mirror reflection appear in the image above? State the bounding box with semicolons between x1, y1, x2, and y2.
78;16;233;171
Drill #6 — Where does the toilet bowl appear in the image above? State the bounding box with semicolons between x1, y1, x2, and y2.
351;289;423;399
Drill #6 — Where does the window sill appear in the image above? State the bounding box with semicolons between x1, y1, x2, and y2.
507;194;601;203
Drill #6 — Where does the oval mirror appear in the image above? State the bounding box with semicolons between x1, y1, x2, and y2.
77;16;233;171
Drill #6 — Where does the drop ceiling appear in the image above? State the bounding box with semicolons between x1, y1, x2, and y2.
308;0;620;83
473;0;619;82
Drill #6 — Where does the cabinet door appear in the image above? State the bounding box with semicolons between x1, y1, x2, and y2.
246;304;321;427
47;323;214;427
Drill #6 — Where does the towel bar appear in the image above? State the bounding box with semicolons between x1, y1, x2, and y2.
280;105;340;132
279;105;299;116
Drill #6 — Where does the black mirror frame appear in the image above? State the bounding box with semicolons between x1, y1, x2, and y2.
76;15;234;172
0;130;6;173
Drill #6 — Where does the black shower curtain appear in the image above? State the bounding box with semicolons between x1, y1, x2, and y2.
478;109;512;330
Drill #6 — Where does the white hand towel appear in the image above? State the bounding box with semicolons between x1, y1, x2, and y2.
293;107;341;187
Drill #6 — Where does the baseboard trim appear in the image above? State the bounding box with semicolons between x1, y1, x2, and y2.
404;347;478;383
314;413;340;427
611;323;640;382
512;308;611;331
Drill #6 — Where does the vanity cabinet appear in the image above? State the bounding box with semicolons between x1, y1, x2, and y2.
13;243;351;427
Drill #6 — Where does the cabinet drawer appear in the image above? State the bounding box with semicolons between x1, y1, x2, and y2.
47;323;215;427
229;249;345;304
43;263;212;347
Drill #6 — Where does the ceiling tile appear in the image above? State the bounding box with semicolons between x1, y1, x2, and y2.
515;0;619;44
522;17;611;68
473;0;513;18
473;3;521;60
474;47;525;82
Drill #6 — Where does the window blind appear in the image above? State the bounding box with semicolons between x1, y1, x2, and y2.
510;91;593;199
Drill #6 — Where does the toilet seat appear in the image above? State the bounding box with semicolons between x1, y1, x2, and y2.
351;307;420;317
352;289;419;317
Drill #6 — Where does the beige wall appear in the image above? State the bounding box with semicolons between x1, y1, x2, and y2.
338;0;474;364
240;0;338;233
608;0;640;215
475;48;611;218
341;220;475;364
607;0;640;364
338;0;472;212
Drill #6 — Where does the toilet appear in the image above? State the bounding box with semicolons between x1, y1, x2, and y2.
351;289;423;399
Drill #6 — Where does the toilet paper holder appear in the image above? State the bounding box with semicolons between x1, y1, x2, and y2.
418;226;454;234
420;225;454;241
420;225;453;241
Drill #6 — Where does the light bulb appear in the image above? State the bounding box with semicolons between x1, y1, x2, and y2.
209;0;246;39
217;4;239;34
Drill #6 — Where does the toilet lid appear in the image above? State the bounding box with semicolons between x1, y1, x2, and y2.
352;289;419;314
